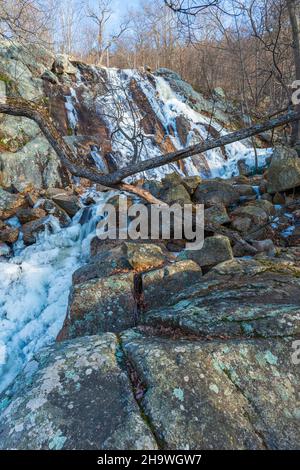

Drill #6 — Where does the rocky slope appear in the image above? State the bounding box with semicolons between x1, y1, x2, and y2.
0;42;300;450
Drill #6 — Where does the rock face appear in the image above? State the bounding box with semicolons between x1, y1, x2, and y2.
122;330;299;450
267;146;300;193
142;258;300;338
0;334;157;450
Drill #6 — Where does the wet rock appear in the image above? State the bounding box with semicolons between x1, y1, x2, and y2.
0;226;19;244
0;334;157;450
50;192;80;217
21;216;52;245
16;207;46;224
0;241;10;257
122;330;300;449
193;180;240;207
175;115;191;146
178;235;233;268
267;146;300;193
237;159;251;176
58;272;135;340
38;199;71;227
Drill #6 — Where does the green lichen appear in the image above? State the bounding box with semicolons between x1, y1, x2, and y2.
49;433;67;450
173;388;184;402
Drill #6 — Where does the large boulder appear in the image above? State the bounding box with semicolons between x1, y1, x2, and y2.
178;235;233;268
16;207;46;224
49;191;80;217
58;272;136;340
141;256;300;337
52;54;77;75
267;146;300;193
0;334;157;450
193;180;240;207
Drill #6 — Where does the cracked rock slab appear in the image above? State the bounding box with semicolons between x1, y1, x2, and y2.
0;334;157;450
121;330;300;450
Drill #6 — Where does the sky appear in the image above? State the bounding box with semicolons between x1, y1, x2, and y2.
91;0;143;34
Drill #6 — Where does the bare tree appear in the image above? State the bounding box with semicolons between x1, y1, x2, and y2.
86;0;130;66
287;0;300;147
0;0;55;46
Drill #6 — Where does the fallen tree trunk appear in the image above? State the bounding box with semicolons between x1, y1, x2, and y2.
1;97;300;192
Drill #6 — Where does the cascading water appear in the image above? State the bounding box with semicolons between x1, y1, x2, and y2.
0;65;273;394
0;190;115;394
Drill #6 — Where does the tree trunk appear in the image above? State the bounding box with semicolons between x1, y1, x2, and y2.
287;0;300;148
1;97;300;188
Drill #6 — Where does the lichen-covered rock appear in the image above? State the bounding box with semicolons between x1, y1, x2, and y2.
142;260;202;310
122;330;300;449
0;136;64;191
267;146;300;193
0;334;157;450
204;204;230;225
178;235;233;268
58;272;135;340
123;241;170;271
182;176;202;194
160;183;192;205
142;256;300;338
